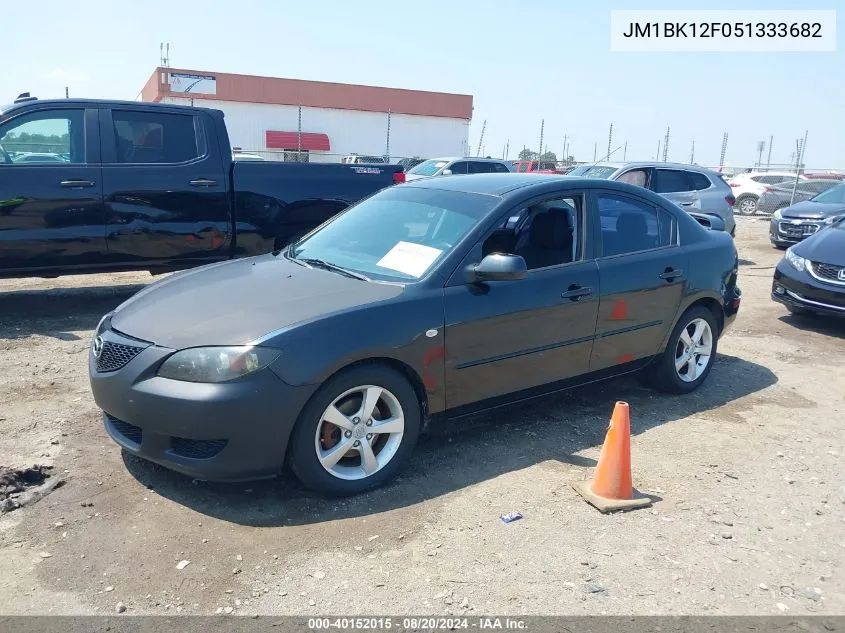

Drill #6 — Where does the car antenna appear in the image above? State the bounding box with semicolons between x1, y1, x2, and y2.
583;144;625;170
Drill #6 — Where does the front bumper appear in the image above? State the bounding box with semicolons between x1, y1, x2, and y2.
89;329;316;482
769;217;823;246
772;263;845;318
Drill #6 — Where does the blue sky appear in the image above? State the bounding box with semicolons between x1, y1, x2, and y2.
6;0;843;168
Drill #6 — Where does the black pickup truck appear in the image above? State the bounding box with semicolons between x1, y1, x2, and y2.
0;95;405;278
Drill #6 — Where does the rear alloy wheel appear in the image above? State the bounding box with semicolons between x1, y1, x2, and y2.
735;195;759;215
645;306;719;394
288;365;421;496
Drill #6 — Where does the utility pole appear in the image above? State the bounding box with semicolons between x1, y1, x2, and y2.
656;140;661;161
504;139;510;160
790;130;809;205
593;142;597;162
475;120;486;157
623;141;627;161
538;119;545;159
756;140;766;168
297;104;302;161
689;140;695;164
662;126;670;162
385;109;391;161
719;132;729;170
766;135;773;171
607;123;613;162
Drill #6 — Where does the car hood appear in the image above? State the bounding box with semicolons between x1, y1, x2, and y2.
110;254;404;349
780;200;845;219
794;225;845;266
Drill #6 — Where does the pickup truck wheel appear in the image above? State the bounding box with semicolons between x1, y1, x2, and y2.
734;195;758;215
287;365;421;496
644;306;719;395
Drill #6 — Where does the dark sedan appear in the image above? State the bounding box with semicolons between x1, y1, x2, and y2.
757;178;841;215
772;217;845;318
769;183;845;248
88;174;741;496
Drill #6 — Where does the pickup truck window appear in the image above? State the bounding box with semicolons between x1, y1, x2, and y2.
0;109;85;164
112;110;206;164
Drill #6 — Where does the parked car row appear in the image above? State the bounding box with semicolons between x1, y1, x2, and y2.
727;170;844;216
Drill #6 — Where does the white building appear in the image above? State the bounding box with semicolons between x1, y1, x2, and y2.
138;68;473;162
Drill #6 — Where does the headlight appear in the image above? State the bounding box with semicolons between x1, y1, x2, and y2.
824;214;844;226
157;346;281;383
785;247;807;273
772;208;783;220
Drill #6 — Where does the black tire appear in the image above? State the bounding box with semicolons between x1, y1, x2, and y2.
644;306;720;395
734;195;759;216
773;243;788;250
287;364;421;496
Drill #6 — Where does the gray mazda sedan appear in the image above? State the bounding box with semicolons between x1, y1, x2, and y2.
89;174;741;496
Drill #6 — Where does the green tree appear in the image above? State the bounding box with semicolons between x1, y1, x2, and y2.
539;151;557;162
517;148;538;161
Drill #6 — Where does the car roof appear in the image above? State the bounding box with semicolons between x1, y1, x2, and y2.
1;98;219;117
427;156;509;163
589;161;724;174
402;173;645;197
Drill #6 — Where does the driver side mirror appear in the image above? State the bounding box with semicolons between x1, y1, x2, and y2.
441;169;453;176
465;254;527;283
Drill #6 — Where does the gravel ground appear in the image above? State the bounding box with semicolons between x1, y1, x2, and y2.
0;217;843;616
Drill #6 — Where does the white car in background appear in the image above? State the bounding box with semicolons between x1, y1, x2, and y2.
728;171;806;215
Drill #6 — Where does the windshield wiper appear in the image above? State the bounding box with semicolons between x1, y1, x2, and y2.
298;258;370;281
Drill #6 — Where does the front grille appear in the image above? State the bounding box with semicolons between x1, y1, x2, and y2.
811;262;845;283
170;438;228;459
778;221;820;239
97;341;145;372
107;416;143;445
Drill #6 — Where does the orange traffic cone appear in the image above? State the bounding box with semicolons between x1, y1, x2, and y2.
573;401;652;513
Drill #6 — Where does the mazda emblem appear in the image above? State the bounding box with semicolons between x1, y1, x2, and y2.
92;336;104;358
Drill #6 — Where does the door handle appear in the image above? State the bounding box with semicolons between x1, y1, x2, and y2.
659;268;684;281
679;201;695;206
60;180;96;188
561;285;593;301
189;178;217;187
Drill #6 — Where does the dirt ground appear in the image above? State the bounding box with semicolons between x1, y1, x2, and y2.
0;217;843;616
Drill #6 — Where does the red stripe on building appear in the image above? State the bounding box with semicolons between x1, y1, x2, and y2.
265;131;331;151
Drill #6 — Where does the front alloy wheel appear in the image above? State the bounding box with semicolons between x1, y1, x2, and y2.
315;385;405;481
288;365;421;496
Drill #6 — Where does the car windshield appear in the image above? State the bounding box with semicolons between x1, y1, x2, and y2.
566;165;617;179
407;159;449;176
288;186;498;282
810;183;845;204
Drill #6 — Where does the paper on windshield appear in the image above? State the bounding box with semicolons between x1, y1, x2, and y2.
376;241;443;278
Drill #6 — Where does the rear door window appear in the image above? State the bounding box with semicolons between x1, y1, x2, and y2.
447;161;469;174
687;172;713;190
654;169;692;193
111;110;205;164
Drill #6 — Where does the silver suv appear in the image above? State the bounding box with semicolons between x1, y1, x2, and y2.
568;162;737;236
405;157;513;181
